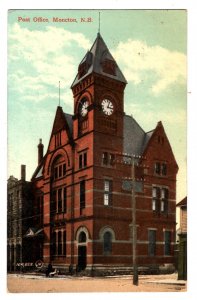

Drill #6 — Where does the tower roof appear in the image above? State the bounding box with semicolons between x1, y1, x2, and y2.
71;33;127;87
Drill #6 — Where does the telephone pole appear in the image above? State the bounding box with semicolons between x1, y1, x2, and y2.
131;155;138;285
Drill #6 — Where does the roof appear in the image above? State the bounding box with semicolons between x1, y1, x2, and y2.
177;196;187;207
71;33;127;87
123;115;153;156
64;113;73;136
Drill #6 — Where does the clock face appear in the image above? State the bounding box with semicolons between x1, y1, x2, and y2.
101;99;114;115
79;100;89;117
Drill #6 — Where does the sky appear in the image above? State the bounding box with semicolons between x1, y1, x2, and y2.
7;9;187;202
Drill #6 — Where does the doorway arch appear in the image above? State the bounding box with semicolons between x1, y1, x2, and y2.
76;227;89;271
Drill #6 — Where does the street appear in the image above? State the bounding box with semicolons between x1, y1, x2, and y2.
7;273;186;293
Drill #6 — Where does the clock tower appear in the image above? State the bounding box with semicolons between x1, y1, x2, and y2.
70;33;128;273
71;32;127;150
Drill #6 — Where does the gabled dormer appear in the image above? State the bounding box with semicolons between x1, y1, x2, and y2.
48;106;73;152
142;121;178;178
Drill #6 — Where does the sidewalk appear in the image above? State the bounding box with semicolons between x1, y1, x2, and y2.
7;272;187;293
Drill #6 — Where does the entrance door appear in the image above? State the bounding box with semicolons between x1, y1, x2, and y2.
78;246;86;271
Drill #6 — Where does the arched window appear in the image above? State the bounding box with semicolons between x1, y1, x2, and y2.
78;231;86;243
103;231;112;254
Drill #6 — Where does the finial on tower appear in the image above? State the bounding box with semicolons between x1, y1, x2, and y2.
58;81;61;106
98;11;101;34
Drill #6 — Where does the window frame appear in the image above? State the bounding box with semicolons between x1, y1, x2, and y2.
104;179;112;206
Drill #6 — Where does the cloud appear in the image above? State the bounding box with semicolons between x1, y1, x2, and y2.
112;39;186;95
8;24;91;102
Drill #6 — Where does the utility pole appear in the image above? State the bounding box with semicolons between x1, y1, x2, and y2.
117;153;140;285
131;155;138;285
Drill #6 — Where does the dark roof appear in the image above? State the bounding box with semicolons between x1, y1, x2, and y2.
64;113;73;136
177;196;187;207
71;33;127;87
123;115;153;156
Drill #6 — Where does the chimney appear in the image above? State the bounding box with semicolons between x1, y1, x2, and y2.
38;138;44;165
21;165;26;181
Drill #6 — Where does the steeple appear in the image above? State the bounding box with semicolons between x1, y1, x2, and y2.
71;33;127;88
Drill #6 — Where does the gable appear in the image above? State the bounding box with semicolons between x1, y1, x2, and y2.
142;121;178;170
47;106;73;152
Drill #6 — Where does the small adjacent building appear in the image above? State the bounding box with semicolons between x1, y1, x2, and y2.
7;165;33;271
176;196;187;280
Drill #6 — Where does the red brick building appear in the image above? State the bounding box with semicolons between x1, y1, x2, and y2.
31;33;178;275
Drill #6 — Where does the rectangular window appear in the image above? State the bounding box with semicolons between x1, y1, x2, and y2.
84;152;87;167
79;152;87;169
104;180;112;206
102;152;108;165
63;187;67;213
58;189;62;213
51;190;57;214
63;163;66;176
59;165;62;177
58;231;62;255
55;132;61;148
155;163;160;175
148;230;156;256
109;153;115;165
152;198;156;211
63;231;66;256
152;187;160;212
52;231;56;256
79;154;83;169
161;163;167;175
54;167;58;179
164;231;171;255
161;188;168;213
80;180;85;212
104;193;109;206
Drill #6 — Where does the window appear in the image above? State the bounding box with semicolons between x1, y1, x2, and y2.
152;187;160;212
161;188;168;213
109;153;115;165
53;160;66;180
155;163;160;175
79;152;87;169
80;181;86;212
59;165;62;177
102;59;116;76
55;131;61;148
79;231;86;243
63;187;67;213
161;163;167;175
152;186;169;214
102;152;108;165
52;231;56;256
58;189;62;213
102;152;115;166
148;230;156;256
63;163;66;176
154;162;167;176
63;231;66;256
58;231;62;255
53;230;66;257
103;231;112;254
51;190;57;214
104;180;112;206
54;167;58;179
164;231;171;255
51;187;67;214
